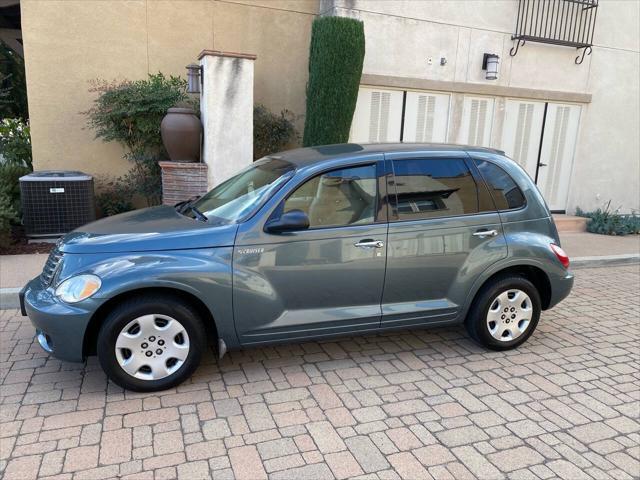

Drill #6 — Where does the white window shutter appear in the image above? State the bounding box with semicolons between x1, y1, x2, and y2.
500;99;545;179
402;91;450;143
537;103;581;211
350;88;403;143
458;96;495;147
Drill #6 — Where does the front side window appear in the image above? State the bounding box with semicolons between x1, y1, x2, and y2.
283;165;377;228
391;158;479;220
190;157;295;223
475;160;526;210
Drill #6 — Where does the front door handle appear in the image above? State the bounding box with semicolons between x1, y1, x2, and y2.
473;229;499;238
354;239;385;249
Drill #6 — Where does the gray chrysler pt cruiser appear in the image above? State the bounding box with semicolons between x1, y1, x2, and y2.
21;144;573;391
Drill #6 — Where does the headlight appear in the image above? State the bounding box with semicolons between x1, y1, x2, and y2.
55;274;102;303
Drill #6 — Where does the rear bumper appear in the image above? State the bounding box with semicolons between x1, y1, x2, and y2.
547;270;574;309
22;277;100;362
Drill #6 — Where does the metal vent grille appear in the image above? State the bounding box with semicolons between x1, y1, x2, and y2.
20;171;96;237
40;248;64;286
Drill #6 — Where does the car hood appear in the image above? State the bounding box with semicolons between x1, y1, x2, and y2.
60;206;238;254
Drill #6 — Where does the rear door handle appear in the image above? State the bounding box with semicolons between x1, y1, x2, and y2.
473;229;499;238
354;239;385;249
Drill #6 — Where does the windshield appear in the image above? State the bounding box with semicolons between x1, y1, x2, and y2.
188;157;295;223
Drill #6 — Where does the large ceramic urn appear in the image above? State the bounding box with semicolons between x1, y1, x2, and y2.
160;107;202;162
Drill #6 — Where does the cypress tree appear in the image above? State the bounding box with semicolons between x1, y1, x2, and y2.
302;16;365;147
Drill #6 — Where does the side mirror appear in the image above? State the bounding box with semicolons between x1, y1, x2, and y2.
265;209;310;233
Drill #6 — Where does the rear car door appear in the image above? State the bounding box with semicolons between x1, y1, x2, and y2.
233;157;390;345
381;151;507;329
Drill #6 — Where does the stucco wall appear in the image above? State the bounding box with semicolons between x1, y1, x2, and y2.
20;0;316;180
21;0;640;213
325;0;640;213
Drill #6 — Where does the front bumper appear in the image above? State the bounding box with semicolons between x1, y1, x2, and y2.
21;277;100;362
547;270;574;309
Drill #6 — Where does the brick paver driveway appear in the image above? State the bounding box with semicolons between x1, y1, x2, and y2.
1;265;639;480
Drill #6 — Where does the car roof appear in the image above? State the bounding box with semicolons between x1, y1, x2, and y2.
268;143;504;167
268;143;505;167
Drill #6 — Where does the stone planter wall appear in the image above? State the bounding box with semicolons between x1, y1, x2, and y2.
159;161;208;206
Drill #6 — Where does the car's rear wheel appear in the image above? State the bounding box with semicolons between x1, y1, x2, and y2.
97;294;205;392
465;275;541;350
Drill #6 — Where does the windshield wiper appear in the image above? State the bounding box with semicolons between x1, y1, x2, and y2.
175;195;201;213
174;196;208;222
187;204;208;222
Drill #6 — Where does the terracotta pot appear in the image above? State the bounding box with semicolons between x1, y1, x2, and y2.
160;107;202;162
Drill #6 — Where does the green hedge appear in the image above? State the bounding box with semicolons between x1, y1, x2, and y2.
302;16;365;147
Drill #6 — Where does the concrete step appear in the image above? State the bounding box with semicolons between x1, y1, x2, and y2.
553;214;588;233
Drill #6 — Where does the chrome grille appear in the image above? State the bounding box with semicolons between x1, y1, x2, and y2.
40;248;64;285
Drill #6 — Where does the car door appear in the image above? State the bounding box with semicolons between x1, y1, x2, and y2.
233;157;390;345
381;151;507;329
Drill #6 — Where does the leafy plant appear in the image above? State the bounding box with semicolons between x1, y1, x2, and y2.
0;190;18;249
0;118;32;169
0;118;32;246
303;16;365;147
254;104;298;160
95;178;134;217
84;73;191;210
576;202;640;236
0;42;28;120
85;73;189;156
0;162;30;213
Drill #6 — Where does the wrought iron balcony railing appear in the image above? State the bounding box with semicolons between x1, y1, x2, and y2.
510;0;598;64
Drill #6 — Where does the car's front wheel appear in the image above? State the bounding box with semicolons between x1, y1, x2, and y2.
97;294;206;392
465;275;541;350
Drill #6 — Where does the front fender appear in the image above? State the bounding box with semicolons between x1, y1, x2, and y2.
59;248;238;349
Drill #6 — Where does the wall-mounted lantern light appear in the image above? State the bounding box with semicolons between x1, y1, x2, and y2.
482;53;500;80
186;63;203;93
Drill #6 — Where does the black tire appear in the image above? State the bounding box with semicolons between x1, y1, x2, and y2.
465;275;541;351
97;294;206;392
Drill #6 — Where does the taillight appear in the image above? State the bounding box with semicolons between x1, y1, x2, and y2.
550;243;570;269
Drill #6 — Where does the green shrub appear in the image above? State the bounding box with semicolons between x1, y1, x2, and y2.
0;118;32;169
0;118;32;245
85;73;191;210
0;163;30;214
254;104;298;160
0;188;18;248
0;42;29;120
576;202;640;236
95;179;134;217
302;16;365;147
85;73;189;155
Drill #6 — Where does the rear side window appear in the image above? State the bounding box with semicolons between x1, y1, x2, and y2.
391;158;478;220
475;160;526;210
